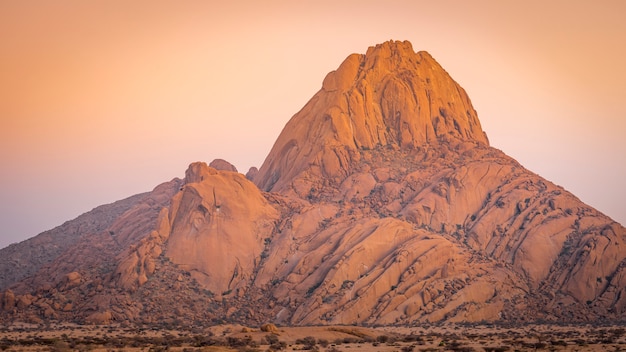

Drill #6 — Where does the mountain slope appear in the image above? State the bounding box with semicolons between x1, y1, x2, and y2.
253;142;625;324
1;40;624;326
0;192;148;291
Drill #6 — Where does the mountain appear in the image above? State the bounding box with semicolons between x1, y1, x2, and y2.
255;41;487;194
1;40;624;327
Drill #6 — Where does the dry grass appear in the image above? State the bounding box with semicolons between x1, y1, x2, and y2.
0;323;624;351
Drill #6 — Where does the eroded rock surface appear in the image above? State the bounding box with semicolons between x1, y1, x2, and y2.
254;40;488;195
209;158;238;172
0;40;624;327
165;162;279;294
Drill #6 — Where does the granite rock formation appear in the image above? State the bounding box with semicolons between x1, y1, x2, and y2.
1;41;624;327
165;162;279;294
209;159;238;172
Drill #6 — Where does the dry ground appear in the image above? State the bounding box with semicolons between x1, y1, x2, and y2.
0;322;624;351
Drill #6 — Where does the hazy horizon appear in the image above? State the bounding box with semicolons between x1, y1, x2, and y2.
1;0;625;249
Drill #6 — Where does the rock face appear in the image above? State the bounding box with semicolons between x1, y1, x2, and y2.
209;158;238;172
0;40;624;327
254;40;488;195
165;162;278;294
246;166;259;181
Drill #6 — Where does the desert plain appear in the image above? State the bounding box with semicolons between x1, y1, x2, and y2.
1;322;625;352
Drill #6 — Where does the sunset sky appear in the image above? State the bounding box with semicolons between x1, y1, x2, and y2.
1;0;625;249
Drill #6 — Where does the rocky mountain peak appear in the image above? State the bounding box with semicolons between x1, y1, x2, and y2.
1;41;624;328
255;40;488;193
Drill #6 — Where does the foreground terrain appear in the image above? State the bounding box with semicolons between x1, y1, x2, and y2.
1;323;625;352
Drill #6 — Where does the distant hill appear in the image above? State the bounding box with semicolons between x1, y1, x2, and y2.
0;192;147;290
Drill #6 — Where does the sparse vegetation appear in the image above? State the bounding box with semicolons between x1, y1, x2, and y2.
0;323;624;352
295;336;317;350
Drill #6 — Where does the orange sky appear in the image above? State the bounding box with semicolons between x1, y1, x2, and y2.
1;0;625;248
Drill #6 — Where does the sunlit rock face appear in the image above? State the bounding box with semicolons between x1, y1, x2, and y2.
0;40;624;327
165;162;279;294
254;40;488;195
250;40;626;324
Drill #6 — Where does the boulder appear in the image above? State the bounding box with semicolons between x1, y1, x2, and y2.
209;159;238;172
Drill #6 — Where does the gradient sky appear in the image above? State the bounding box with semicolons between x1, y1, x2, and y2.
1;0;625;249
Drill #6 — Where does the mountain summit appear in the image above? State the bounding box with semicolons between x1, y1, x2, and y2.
255;40;488;194
1;41;624;327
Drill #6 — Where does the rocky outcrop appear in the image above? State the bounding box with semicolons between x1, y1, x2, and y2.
113;207;171;291
165;162;279;294
209;158;238;172
1;290;15;312
246;167;259;181
0;40;623;327
249;140;625;324
254;40;488;195
246;40;625;324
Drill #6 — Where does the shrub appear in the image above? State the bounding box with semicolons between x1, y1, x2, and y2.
265;334;286;351
295;336;317;350
265;335;279;345
400;345;414;352
483;347;510;352
550;340;567;346
227;336;254;348
533;342;547;349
